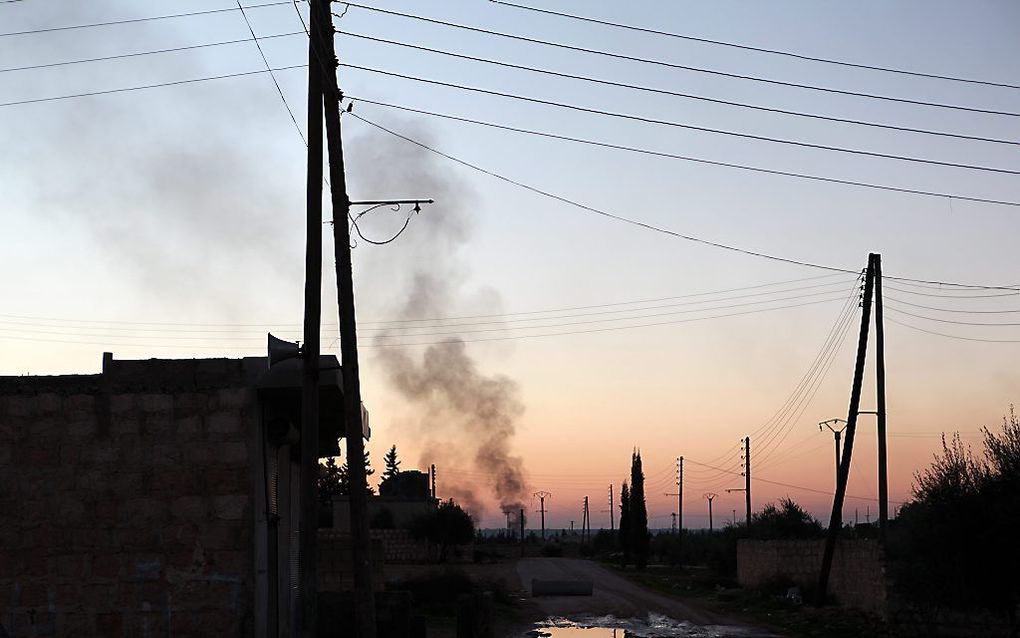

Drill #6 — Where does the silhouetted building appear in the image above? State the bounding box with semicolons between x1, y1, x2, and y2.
0;352;350;637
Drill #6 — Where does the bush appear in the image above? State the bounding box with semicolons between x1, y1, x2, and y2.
409;500;475;562
539;543;563;557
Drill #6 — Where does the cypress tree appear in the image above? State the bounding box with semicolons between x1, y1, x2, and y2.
618;481;631;567
631;450;650;569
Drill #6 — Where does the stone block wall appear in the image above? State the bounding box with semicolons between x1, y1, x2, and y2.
737;539;887;616
317;531;386;593
0;359;259;637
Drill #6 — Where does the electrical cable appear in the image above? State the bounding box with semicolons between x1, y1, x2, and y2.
347;109;1020;286
336;31;1013;146
0;32;304;74
883;285;1020;299
0;295;849;350
236;2;306;145
347;102;1020;209
339;3;1020;118
0;65;305;109
342;64;1018;175
883;296;1020;314
885;305;1020;327
488;0;1020;90
0;279;856;336
0;274;854;330
886;317;1020;343
0;1;293;38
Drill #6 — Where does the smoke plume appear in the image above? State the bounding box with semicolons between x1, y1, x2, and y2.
347;118;529;520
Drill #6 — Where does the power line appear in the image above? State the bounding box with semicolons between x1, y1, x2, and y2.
886;317;1020;344
684;458;905;504
884;285;1020;299
0;287;848;342
339;3;1020;118
0;32;304;74
0;274;851;330
489;0;1020;90
348;101;1020;214
368;291;854;339
885;306;1020;327
0;1;293;38
0;295;848;350
883;296;1020;314
342;64;1018;175
0;65;305;109
336;31;1013;146
236;2;306;145
752;290;858;455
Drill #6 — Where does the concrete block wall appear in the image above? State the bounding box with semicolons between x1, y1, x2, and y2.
316;531;386;592
0;360;259;637
737;539;887;616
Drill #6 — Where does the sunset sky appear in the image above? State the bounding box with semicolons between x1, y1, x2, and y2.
2;0;1018;528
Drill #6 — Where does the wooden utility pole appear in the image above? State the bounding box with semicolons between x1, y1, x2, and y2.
318;0;377;633
299;0;325;634
744;437;751;526
818;256;875;606
873;253;889;541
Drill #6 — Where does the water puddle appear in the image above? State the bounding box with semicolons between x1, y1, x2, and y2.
525;614;777;638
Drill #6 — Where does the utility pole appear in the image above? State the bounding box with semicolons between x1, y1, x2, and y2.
298;0;325;634
819;419;848;488
744;437;751;526
534;491;551;540
704;493;718;531
873;253;889;542
732;509;736;525
678;457;683;534
582;496;590;543
818;255;875;606
519;508;525;557
608;484;614;531
664;457;683;536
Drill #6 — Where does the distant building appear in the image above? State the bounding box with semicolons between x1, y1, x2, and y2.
332;470;437;532
0;352;350;638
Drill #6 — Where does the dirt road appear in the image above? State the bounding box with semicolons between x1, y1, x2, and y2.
515;558;757;629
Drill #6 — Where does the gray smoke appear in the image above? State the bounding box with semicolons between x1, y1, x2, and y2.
347;117;529;520
8;1;306;319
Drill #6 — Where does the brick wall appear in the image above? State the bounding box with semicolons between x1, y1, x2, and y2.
0;359;259;637
737;539;887;616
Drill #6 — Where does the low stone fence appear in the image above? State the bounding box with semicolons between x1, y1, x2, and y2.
737;539;887;616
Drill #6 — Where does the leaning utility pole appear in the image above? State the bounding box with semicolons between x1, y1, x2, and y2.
298;0;325;634
534;491;551;540
873;254;889;541
318;0;377;633
817;256;876;606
